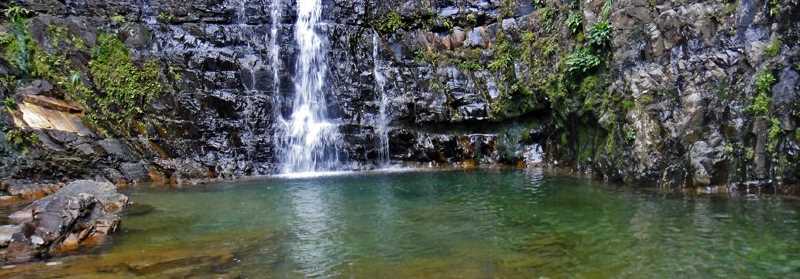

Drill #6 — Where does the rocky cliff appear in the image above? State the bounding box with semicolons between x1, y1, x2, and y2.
0;0;798;191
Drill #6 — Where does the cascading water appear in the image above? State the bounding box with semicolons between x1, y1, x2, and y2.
269;0;281;101
372;32;390;166
278;0;344;173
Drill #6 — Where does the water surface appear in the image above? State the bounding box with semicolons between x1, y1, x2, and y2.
2;169;799;278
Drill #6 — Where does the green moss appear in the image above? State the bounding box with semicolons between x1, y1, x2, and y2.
88;33;163;130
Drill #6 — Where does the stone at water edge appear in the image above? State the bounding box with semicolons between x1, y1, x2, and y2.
1;180;129;264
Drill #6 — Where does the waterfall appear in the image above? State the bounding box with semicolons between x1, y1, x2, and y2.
372;32;390;166
278;0;344;173
269;0;281;101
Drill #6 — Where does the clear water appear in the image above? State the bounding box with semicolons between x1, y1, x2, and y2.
3;170;800;278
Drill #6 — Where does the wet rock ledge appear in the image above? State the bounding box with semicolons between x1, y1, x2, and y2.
0;180;128;264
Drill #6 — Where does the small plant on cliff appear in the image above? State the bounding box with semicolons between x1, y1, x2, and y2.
89;33;163;130
587;20;612;50
769;0;781;17
566;12;583;34
565;48;601;77
3;97;16;110
488;39;515;74
375;12;405;34
768;117;782;153
5;128;40;152
764;37;782;58
749;70;776;116
538;6;556;32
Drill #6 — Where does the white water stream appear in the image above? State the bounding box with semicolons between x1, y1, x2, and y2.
278;0;344;173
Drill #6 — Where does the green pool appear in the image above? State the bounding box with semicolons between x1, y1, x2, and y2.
3;169;799;278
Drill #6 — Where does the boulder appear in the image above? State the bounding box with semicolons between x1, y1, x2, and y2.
2;180;128;264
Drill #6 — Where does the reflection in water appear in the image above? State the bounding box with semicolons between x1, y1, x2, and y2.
287;184;339;277
2;170;800;278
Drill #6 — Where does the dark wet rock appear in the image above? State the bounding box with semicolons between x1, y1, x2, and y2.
0;180;63;201
119;162;151;184
2;180;128;264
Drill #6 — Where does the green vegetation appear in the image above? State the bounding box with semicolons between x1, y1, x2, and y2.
488;39;515;73
111;14;126;24
565;48;601;77
538;6;556;32
566;12;583;34
764;37;782;57
375;12;405;34
586;20;612;50
3;97;16;110
501;0;516;18
157;11;176;23
768;117;782;153
768;0;781;17
3;5;33;75
749;70;776;116
4;128;40;152
88;33;163;129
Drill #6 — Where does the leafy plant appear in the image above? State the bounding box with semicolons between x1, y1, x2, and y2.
566;12;583;34
5;129;40;152
749;70;776;116
538;6;556;32
3;97;16;110
157;12;175;23
587;20;612;50
565;48;601;76
375;12;405;34
111;15;126;24
4;5;32;21
769;0;781;17
488;40;515;73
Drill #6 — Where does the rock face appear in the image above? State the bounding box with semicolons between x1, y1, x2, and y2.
0;0;797;189
0;180;128;264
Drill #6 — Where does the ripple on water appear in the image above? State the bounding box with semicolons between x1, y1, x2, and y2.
2;170;800;278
